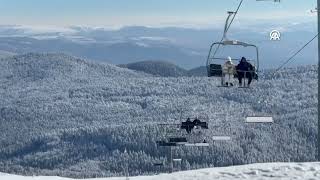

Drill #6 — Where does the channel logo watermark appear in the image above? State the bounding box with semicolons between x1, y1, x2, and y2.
270;30;281;41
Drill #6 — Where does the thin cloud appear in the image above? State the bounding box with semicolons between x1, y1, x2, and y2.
0;10;315;30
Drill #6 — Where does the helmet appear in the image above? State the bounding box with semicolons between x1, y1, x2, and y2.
227;56;232;62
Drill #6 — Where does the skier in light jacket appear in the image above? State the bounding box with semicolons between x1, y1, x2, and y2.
222;56;236;86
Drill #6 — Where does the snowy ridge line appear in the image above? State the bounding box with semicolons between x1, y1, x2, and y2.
1;162;320;180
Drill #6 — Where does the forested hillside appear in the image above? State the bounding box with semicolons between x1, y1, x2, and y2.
119;61;207;77
119;60;188;77
0;53;317;178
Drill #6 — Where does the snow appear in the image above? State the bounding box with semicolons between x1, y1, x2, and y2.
2;162;320;180
0;54;317;177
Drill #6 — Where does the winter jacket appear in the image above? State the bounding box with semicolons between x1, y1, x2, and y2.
222;61;236;75
236;61;254;73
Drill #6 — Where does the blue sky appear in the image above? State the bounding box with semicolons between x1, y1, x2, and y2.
0;0;316;28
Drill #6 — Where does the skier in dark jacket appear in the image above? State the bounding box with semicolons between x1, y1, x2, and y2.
236;57;254;87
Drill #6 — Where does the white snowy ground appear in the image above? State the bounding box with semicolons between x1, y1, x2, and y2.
2;162;320;180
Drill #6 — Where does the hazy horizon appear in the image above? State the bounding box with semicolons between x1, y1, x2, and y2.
0;0;316;28
0;0;317;69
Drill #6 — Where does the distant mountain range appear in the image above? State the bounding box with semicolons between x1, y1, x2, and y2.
119;61;187;77
0;24;317;69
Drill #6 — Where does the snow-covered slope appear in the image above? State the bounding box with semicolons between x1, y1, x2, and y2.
0;53;145;82
1;162;320;180
0;53;317;178
0;50;15;59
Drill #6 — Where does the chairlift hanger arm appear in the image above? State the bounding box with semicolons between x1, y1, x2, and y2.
210;0;244;60
208;0;279;71
223;11;236;40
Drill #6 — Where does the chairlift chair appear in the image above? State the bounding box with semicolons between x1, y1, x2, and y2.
207;40;259;76
212;136;232;141
184;142;210;147
206;11;259;87
154;162;164;166
156;140;178;147
246;116;273;123
172;159;182;162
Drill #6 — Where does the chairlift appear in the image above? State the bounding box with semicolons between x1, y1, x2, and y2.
184;143;210;147
153;162;164;166
212;136;232;141
245;116;273;123
172;159;182;162
156;140;178;147
206;11;259;87
180;118;208;134
169;137;188;145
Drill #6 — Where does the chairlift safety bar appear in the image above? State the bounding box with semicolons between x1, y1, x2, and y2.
207;41;259;74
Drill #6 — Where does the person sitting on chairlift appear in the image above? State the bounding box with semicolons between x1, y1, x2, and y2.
236;57;254;87
222;57;236;86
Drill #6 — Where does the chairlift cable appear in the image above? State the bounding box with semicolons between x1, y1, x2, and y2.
270;33;318;77
253;33;318;116
272;32;318;77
